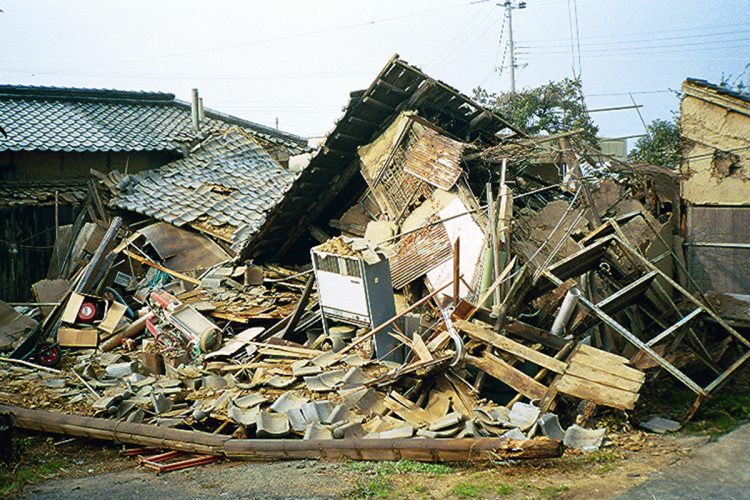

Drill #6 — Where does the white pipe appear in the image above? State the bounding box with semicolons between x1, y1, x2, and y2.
551;287;581;336
198;97;205;123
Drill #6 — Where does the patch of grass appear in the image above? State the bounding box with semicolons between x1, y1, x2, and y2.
349;475;393;499
405;483;431;498
345;459;453;475
451;480;515;499
535;484;571;499
0;458;66;496
684;393;750;437
581;450;619;464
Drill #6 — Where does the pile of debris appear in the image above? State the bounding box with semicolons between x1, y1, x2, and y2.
2;56;748;464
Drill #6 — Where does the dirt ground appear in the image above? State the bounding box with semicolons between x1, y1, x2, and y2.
1;428;708;499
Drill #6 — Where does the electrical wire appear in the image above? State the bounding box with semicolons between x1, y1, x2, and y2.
24;1;489;79
517;21;750;43
521;27;750;48
519;36;750;55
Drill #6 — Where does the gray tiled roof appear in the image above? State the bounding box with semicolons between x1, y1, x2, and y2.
0;85;308;154
113;127;298;254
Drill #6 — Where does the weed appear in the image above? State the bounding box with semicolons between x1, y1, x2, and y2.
451;480;515;499
0;458;66;496
349;474;393;499
345;459;453;476
581;450;619;464
536;484;571;499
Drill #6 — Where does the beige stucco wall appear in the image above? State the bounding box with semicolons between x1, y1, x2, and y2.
680;92;750;205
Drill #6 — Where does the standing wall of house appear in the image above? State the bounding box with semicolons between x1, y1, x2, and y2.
0;151;175;181
680;81;750;295
0;204;75;301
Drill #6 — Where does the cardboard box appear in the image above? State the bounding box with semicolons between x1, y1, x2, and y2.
61;292;127;334
57;327;98;347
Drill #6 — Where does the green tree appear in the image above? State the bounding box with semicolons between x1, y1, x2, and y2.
472;78;599;146
628;118;681;169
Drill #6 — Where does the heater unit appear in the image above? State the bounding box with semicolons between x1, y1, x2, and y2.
311;248;400;362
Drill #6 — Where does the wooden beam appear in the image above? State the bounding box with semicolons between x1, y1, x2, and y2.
0;404;563;462
121;250;200;285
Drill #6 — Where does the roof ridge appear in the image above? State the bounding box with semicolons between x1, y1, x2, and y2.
0;84;175;103
171;99;308;146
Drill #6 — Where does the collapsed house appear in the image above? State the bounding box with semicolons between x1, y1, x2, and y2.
2;57;749;465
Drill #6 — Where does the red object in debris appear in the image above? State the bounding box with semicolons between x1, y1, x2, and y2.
77;301;98;323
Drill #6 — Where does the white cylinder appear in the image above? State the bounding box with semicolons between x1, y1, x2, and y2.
551;287;581;336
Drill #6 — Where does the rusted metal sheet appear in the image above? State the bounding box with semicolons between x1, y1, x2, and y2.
389;219;452;289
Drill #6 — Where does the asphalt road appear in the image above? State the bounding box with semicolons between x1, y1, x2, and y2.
619;424;750;500
25;459;356;499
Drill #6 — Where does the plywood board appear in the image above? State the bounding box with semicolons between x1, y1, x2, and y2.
57;327;98;348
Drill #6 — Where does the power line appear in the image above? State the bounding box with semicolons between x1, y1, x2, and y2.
440;11;501;70
24;0;488;79
518;37;750;55
520;27;750;48
429;1;492;66
517;21;750;43
573;0;582;79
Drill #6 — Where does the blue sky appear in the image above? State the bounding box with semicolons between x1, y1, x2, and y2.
1;0;748;141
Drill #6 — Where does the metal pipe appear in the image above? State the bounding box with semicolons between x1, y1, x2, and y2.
550;287;581;336
191;88;200;132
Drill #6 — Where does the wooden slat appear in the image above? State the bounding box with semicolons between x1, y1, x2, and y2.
465;353;548;401
411;333;434;362
565;361;644;393
456;320;565;374
577;343;631;365
556;374;639;410
571;350;645;383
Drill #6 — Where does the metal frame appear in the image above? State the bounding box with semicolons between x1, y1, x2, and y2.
541;229;750;419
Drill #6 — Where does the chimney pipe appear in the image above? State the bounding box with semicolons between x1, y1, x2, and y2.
198;97;205;123
191;88;200;132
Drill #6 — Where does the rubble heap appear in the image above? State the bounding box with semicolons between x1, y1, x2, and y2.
2;56;748;463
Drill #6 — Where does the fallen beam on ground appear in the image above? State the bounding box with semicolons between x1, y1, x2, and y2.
0;404;563;462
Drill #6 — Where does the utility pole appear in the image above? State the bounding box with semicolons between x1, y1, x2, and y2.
502;1;526;93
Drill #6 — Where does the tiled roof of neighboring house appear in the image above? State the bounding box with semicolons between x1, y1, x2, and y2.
685;78;750;105
0;84;309;154
113;127;298;254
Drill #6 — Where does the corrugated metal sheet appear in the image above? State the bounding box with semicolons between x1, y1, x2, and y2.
389;218;452;289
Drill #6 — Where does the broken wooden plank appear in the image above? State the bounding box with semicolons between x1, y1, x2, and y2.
556;375;639;410
565;361;644;393
573;348;645;383
465;353;548;401
411;332;434;362
456;320;565;374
